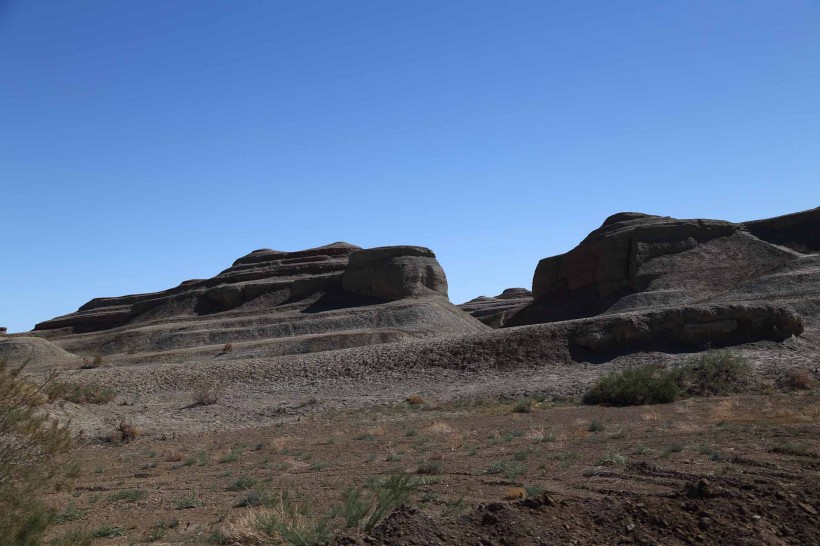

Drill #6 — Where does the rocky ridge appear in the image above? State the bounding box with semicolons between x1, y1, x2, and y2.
32;243;486;360
506;208;820;330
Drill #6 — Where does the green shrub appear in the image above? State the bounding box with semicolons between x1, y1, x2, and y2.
0;361;73;545
583;350;750;406
676;350;750;396
582;363;679;406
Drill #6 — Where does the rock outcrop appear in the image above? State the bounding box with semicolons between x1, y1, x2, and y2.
459;288;533;327
342;246;448;300
742;207;820;253
569;303;803;354
507;209;819;329
34;243;487;360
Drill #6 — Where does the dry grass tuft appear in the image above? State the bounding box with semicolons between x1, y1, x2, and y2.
406;394;424;405
193;385;220;406
118;420;139;443
425;421;453;435
221;342;233;354
503;487;526;500
782;368;815;391
165;450;183;463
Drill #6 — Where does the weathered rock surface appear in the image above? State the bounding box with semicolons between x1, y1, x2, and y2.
34;243;486;359
742;207;820;252
342;246;448;300
569;303;803;354
459;288;533;327
507;209;819;329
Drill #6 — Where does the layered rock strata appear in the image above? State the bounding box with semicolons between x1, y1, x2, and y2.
34;243;487;359
459;288;533;327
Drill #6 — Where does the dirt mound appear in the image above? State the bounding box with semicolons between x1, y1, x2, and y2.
32;243;487;359
0;336;80;369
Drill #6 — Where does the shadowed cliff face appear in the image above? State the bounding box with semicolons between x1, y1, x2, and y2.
33;243;487;359
502;208;819;340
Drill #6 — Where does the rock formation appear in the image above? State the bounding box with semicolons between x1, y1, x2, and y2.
34;243;487;360
342;246;448;300
507;209;820;332
459;288;533;327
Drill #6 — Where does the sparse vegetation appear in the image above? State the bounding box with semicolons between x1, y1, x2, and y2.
92;525;125;538
660;444;684;458
174;493;203;509
0;361;73;544
193;385;220;406
582;363;679;406
221;342;233;354
117;419;139;443
587;420;605;432
145;518;179;542
53;502;87;524
511;398;533;413
227;476;257;491
46;380;116;404
596;451;628;466
781;367;815;390
107;488;147;503
583;350;751;406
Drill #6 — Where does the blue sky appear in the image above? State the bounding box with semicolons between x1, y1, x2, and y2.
1;1;819;333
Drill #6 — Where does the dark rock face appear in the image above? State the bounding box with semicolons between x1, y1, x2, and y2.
507;210;815;328
342;246;448;300
34;243;486;359
459;288;533;328
37;242;362;332
742;207;820;253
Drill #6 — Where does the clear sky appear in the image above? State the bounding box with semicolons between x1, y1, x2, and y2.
1;1;819;333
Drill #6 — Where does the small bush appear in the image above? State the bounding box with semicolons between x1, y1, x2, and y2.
416;460;442;475
781;368;815;390
587;420;605;432
174;493;203;509
677;350;750;396
92;525;125;538
0;361;73;544
511;398;533;413
107;489;146;503
583;364;679;406
596;451;628;466
118;420;139;443
227;476;257;491
583;350;750;406
221;343;233;354
193;385;220;406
